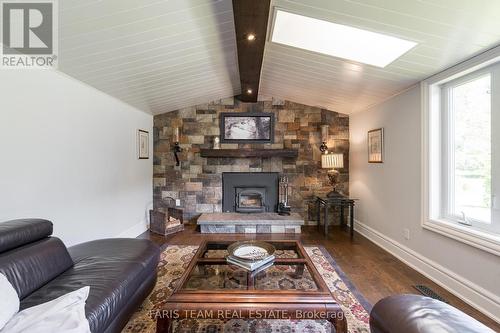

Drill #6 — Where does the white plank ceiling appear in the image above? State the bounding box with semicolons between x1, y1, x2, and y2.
259;0;500;113
58;0;240;114
58;0;500;115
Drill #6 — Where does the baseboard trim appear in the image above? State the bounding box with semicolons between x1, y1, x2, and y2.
116;219;148;238
354;220;500;324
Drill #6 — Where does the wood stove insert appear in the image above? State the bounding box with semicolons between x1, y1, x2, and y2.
222;172;279;213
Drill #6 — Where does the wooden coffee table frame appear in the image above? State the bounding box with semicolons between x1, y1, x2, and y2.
156;240;347;333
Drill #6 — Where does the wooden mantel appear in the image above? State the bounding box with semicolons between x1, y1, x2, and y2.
200;148;298;158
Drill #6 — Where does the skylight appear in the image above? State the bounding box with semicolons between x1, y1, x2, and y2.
271;10;417;68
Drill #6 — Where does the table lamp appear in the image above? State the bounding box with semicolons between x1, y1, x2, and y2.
321;153;344;198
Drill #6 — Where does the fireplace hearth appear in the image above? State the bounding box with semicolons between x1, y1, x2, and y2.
222;172;279;213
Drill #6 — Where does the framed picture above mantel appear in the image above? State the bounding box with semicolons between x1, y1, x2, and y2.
368;128;384;163
220;112;275;143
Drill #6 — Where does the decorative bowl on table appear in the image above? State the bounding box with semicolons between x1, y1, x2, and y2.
227;241;276;262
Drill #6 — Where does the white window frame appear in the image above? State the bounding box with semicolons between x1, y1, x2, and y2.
422;46;500;257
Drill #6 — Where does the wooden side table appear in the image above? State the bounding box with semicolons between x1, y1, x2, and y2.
316;196;356;239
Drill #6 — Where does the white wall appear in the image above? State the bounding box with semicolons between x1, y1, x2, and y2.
0;70;153;246
350;85;500;322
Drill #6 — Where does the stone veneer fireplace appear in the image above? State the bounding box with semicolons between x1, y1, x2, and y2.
222;172;279;213
153;98;349;223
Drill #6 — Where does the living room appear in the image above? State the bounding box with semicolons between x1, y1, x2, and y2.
0;1;499;332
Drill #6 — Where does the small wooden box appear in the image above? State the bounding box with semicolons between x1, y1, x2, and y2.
149;208;184;235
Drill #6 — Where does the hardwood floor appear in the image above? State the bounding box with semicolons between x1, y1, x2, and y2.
138;225;500;331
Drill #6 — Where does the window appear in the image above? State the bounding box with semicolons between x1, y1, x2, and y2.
442;73;495;230
423;53;500;256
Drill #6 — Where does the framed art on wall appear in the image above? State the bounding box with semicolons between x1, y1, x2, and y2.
368;128;383;163
220;112;275;143
137;129;149;159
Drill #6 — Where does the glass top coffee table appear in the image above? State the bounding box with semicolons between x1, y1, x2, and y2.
156;240;347;333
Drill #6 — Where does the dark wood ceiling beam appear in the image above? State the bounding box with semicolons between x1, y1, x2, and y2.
232;0;271;102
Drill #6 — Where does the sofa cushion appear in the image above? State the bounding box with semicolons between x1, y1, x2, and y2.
370;294;494;333
0;219;53;253
0;273;20;329
20;238;160;333
4;287;91;333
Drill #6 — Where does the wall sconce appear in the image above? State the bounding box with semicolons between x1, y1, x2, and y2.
173;127;182;166
320;124;329;154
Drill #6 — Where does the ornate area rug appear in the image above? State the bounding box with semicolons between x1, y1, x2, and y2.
123;245;371;333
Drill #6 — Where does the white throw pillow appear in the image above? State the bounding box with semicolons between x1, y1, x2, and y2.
0;286;91;333
0;273;20;330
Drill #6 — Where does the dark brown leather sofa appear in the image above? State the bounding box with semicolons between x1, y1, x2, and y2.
0;218;160;333
370;294;495;333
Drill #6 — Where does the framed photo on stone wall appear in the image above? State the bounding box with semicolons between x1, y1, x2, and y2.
137;129;149;159
368;128;383;163
220;112;275;143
